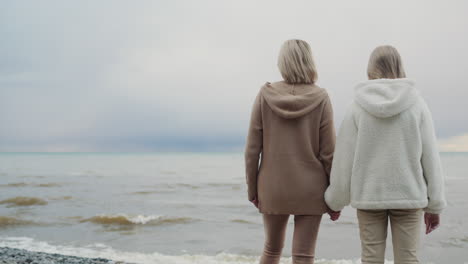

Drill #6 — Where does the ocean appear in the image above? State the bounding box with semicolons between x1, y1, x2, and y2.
0;152;467;264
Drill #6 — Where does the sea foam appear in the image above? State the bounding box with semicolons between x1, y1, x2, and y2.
0;217;35;227
80;214;194;226
0;236;390;264
0;196;48;206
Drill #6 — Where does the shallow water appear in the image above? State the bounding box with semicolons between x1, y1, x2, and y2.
0;152;467;263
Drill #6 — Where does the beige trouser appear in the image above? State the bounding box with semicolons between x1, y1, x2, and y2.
260;214;322;264
357;209;423;264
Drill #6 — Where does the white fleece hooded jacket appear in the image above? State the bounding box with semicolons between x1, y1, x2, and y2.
324;78;446;214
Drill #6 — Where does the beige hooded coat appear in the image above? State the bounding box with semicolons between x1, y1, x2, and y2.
245;81;336;215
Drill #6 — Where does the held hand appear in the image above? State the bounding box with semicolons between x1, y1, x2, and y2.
250;197;259;208
424;212;440;234
327;207;341;221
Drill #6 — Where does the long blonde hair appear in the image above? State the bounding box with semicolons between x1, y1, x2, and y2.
277;39;318;84
367;45;406;79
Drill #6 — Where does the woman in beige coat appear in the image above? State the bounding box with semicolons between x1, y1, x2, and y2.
245;39;338;264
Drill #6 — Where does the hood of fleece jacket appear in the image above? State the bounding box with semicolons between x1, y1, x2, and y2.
260;81;328;119
354;78;419;118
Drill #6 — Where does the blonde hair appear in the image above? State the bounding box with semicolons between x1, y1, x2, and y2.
277;39;317;84
367;45;406;80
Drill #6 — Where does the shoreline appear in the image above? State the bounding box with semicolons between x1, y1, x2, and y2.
0;247;132;264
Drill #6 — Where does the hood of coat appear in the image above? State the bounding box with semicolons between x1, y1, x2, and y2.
354;78;419;118
260;81;328;119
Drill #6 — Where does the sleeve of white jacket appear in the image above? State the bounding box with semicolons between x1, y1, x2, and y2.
324;107;357;212
420;101;447;214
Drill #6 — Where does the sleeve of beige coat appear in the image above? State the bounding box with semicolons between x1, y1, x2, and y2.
324;105;357;211
420;101;447;214
244;92;263;201
318;96;336;180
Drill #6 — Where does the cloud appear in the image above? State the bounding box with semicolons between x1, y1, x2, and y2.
1;0;468;151
439;134;468;152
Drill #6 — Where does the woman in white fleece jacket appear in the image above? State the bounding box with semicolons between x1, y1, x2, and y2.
325;45;446;264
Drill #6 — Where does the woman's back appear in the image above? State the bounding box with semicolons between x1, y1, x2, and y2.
245;81;335;215
325;78;446;214
325;45;446;263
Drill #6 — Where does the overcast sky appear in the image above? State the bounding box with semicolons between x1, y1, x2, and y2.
1;0;467;152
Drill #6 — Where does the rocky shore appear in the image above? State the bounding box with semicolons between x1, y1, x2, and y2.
0;247;129;264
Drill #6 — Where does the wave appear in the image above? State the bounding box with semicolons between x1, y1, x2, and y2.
0;217;35;227
142;183;200;190
175;183;200;189
63;216;83;221
36;183;61;187
129;189;176;195
206;183;242;190
50;196;72;201
0;197;48;207
79;214;194;226
0;236;374;264
0;182;61;188
441;236;468;248
130;191;163;195
141;182;242;191
231;219;257;225
0;182;29;187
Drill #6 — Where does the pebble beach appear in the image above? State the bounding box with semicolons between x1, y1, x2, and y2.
0;247;129;264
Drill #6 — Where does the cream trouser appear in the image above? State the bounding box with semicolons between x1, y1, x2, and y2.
357;209;423;264
260;214;322;264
